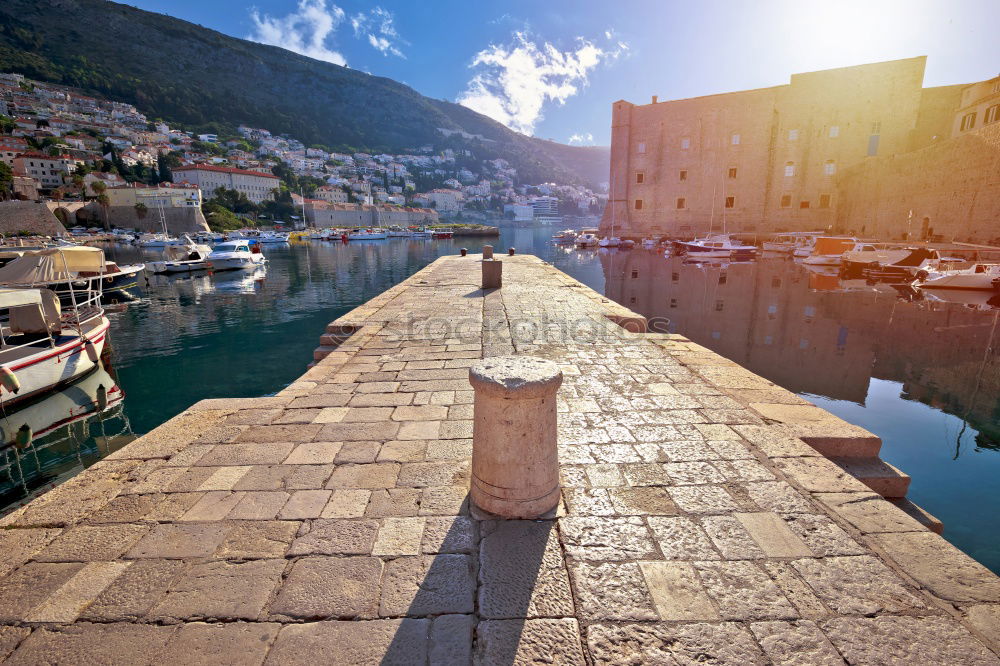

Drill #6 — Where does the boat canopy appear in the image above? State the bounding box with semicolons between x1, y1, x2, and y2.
893;248;940;267
812;237;858;256
0;246;105;285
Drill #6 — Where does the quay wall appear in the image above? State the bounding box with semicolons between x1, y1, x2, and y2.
0;254;997;662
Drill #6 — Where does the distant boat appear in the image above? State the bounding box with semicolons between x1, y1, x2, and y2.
917;263;1000;291
347;229;388;240
257;231;290;243
151;237;213;273
598;237;621;248
675;235;757;260
552;230;577;244
764;232;823;255
575;233;599;248
431;229;453;239
801;237;864;265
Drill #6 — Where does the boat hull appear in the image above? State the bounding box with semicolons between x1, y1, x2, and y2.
151;260;209;274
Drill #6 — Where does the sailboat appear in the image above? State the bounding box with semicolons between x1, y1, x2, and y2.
673;176;756;260
137;201;182;247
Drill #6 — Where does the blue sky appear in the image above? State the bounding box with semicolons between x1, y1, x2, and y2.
126;0;999;145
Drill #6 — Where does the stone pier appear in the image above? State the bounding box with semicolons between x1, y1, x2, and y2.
0;254;998;664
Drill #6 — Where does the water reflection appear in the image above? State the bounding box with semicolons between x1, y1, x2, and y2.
0;360;134;512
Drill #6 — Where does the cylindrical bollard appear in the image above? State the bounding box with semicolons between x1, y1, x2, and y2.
482;259;502;289
508;247;516;256
483;245;494;260
460;248;468;256
469;356;563;518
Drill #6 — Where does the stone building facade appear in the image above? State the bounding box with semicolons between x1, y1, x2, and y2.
172;165;279;204
603;57;999;241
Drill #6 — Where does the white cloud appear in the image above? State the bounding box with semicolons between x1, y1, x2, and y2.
351;7;406;57
248;0;347;66
457;32;627;135
568;132;594;144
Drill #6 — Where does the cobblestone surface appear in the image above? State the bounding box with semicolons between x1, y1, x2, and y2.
0;254;997;663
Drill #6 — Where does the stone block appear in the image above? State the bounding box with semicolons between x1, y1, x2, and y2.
151;559;286;621
379;554;475;616
475;619;586;666
269;557;382;620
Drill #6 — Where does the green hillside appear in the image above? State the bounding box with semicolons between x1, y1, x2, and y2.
0;0;609;186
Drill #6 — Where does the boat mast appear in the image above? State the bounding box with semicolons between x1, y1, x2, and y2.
157;199;167;237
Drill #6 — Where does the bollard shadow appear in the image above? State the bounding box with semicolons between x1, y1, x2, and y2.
379;497;555;666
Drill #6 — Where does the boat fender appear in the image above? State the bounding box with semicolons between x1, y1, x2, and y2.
84;340;99;363
14;424;31;450
96;384;108;410
0;366;20;394
916;270;929;281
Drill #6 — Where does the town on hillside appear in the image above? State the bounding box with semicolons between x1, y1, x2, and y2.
0;71;606;235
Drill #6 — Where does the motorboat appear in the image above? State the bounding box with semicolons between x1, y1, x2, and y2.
258;231;290;244
860;248;942;282
801;237;864;265
194;231;226;244
387;226;412;237
552;230;577;244
347;228;388;240
206;240;267;271
431;229;454;239
674;235;757;260
575;233;599;248
598;237;621;248
916;263;1000;291
764;232;823;255
151;237;213;274
410;228;434;239
641;238;658;250
841;244;912;269
0;264;110;408
619;239;636;250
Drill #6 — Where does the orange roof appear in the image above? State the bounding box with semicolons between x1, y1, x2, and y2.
173;164;278;179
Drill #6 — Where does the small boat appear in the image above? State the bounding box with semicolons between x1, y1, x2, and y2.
347;229;388;240
801;237;864;265
641;238;658;250
575;233;599;248
0;246;142;303
387;226;412;238
764;232;823;255
916;263;1000;291
0;274;110;408
675;235;757;260
136;233;184;248
599;237;621;248
257;231;290;244
861;248;942;282
410;228;434;239
619;239;636;250
206;240;267;271
552;230;577;244
151;237;213;274
841;244;912;270
431;229;453;239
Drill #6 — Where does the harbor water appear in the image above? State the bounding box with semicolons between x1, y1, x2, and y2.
1;223;998;575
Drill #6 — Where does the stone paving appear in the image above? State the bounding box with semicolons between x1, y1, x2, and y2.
0;254;998;664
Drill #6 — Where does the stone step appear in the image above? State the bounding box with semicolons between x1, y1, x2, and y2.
889;498;944;534
779;422;882;458
313;345;338;361
832;457;911;498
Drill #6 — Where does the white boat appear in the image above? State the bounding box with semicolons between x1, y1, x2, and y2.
620;239;636;250
0;255;110;408
575;233;599;248
842;244;912;268
764;232;823;255
348;229;388;240
151;237;213;274
675;235;757;260
801;237;865;265
136;233;181;248
599;237;621;248
641;238;658;250
917;263;1000;291
387;226;412;237
552;230;577;244
206;240;267;271
258;231;290;244
410;228;434;239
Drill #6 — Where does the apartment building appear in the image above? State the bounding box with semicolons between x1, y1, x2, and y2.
172;164;279;203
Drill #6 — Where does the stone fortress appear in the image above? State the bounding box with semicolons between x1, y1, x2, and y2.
602;57;1000;243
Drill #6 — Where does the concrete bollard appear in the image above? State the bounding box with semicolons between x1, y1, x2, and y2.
483;245;494;260
508;247;516;256
482;259;502;289
460;248;468;256
469;356;563;518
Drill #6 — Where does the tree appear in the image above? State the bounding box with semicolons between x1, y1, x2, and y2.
157;153;173;183
134;202;148;219
90;180;106;199
0;162;13;200
95;193;110;230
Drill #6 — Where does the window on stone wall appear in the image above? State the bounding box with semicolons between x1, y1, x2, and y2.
731;133;741;145
631;270;639;279
819;194;831;208
784;162;795;177
800;200;811;209
635;172;644;184
725;196;735;209
985;105;999;124
676;197;686;209
824;160;836;175
679;169;688;181
681;137;690;149
829;126;840;138
871;120;882;134
728;167;738;179
637;142;646;153
780;194;792;208
634;199;643;210
960;113;977;131
788;129;799;140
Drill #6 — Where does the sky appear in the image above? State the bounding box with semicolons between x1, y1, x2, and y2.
125;0;999;146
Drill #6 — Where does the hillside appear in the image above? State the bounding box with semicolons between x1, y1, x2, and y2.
0;0;609;186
